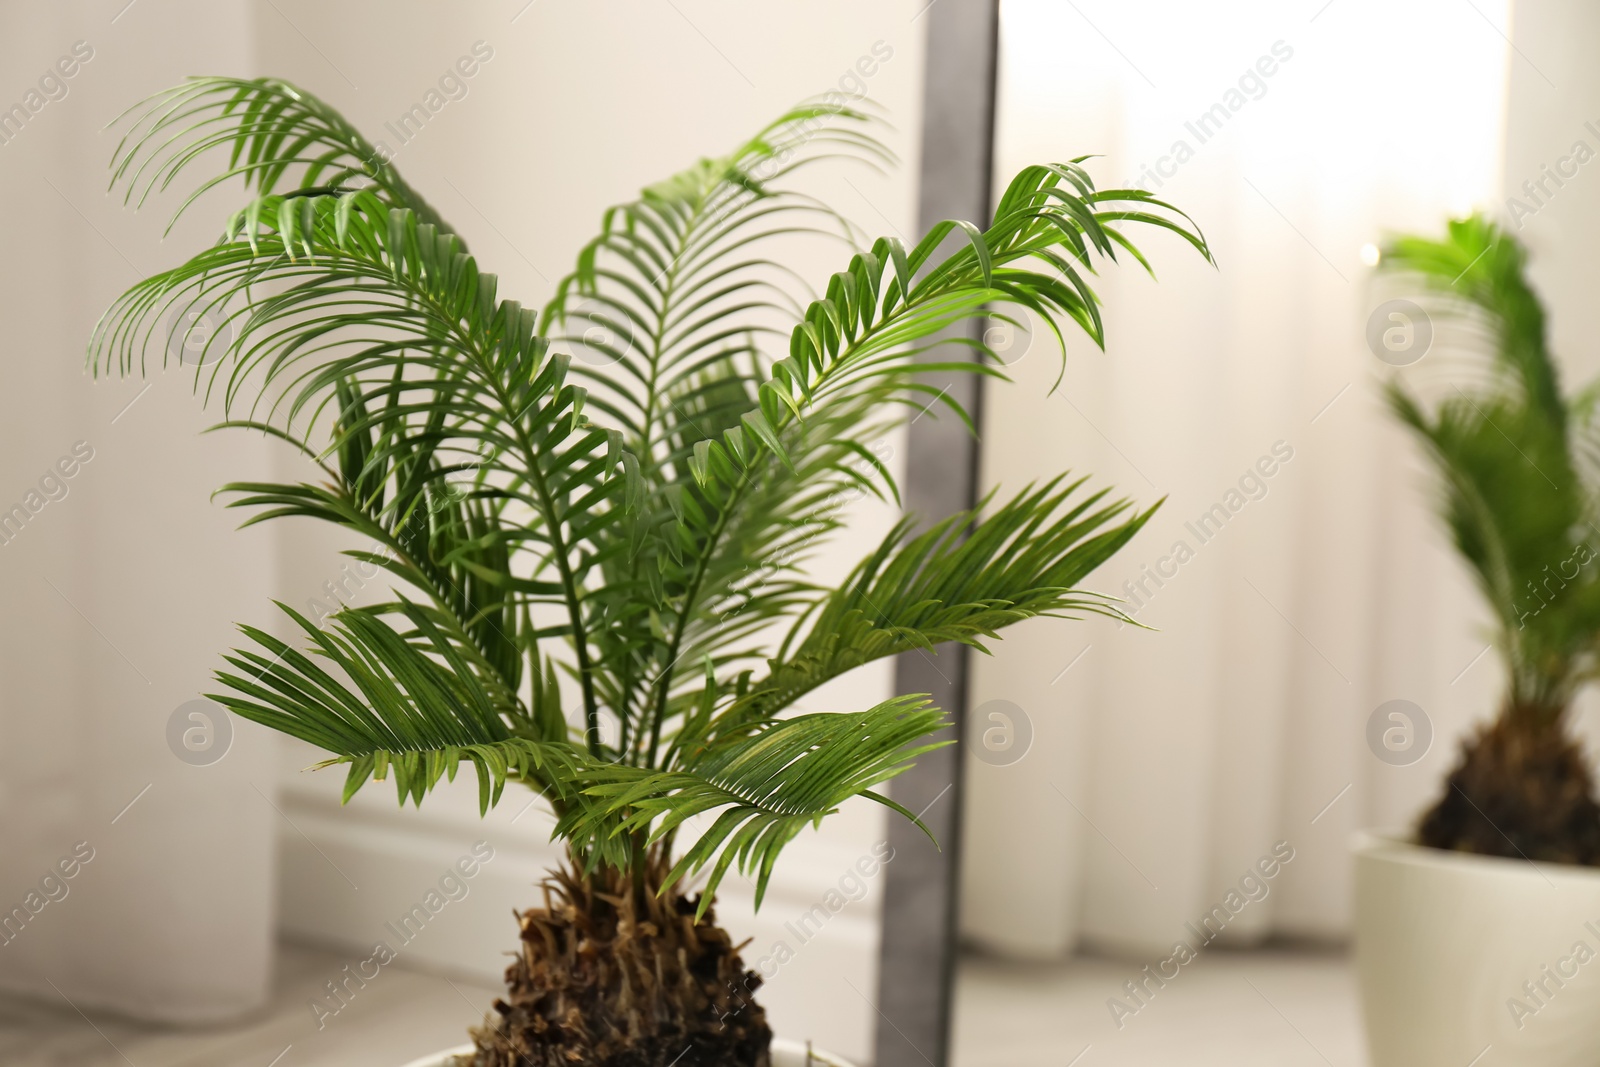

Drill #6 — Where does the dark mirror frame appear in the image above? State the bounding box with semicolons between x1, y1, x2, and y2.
873;3;1000;1066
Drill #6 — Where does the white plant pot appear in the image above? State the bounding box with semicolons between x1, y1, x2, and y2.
399;1038;856;1067
1354;829;1600;1066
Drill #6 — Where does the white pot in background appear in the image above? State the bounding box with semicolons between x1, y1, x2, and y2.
400;1037;856;1067
1354;829;1600;1066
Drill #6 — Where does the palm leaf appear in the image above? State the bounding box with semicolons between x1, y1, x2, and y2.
1381;214;1600;714
721;477;1154;727
212;601;584;812
559;695;947;913
90;188;629;748
636;164;1206;759
109;76;452;234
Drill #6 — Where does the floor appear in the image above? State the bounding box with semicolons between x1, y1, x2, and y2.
952;944;1365;1067
0;944;501;1067
0;942;1362;1066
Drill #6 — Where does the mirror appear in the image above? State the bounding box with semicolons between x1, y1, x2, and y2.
879;1;1593;1064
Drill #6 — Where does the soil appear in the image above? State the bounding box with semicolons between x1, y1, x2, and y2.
1418;713;1600;865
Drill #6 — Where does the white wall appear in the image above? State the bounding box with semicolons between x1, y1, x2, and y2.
0;0;280;1024
247;3;930;1063
1499;1;1600;376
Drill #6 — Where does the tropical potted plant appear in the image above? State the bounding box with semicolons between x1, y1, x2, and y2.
1357;215;1600;1066
90;77;1207;1066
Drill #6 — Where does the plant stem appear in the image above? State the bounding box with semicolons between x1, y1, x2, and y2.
522;438;602;754
647;468;754;768
436;310;605;755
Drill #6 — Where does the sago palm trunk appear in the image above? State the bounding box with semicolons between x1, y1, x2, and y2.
466;848;772;1067
1419;705;1600;865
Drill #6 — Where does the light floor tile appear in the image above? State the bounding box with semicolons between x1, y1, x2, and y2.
953;946;1364;1067
0;942;499;1067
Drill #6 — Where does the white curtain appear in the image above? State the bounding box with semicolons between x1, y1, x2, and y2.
0;0;279;1021
960;0;1527;957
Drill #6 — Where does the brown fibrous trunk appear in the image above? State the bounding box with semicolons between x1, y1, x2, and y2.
462;848;772;1067
1418;708;1600;865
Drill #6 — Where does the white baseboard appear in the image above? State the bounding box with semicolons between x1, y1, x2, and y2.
276;783;887;1065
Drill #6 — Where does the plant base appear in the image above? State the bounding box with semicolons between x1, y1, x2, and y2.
463;853;771;1067
1418;716;1600;864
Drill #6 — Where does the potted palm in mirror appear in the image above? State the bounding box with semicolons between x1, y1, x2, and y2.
91;77;1208;1067
1358;215;1600;1066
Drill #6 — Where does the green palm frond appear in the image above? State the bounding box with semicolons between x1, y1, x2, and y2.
559;695;947;913
1381;214;1600;715
90;188;627;746
1381;214;1557;418
109;76;451;233
92;77;1209;901
212;601;581;812
633;165;1204;748
724;477;1155;725
545;102;895;756
541;99;890;457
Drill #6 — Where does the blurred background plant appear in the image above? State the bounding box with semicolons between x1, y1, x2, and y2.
1382;214;1600;864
